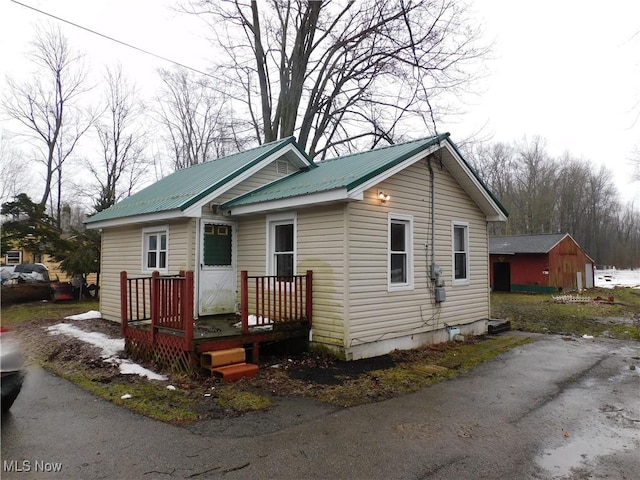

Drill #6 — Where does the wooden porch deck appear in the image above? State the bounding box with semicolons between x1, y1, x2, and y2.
120;270;312;373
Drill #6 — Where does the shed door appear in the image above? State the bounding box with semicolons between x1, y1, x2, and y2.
493;262;511;292
198;221;236;316
585;263;594;289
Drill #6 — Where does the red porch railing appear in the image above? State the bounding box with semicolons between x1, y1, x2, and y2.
120;269;312;371
120;270;194;352
240;270;313;335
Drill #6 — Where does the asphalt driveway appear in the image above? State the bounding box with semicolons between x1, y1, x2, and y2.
2;333;639;479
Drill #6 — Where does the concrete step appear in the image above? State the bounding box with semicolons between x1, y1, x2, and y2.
211;362;259;382
200;347;246;369
488;319;511;334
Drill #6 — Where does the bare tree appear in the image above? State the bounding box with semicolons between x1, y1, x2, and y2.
554;155;590;235
472;136;639;267
156;67;242;170
89;65;148;212
512;136;558;234
468;141;516;235
0;132;32;206
1;24;93;221
184;0;487;158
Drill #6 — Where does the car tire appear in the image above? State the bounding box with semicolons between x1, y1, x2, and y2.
1;373;24;412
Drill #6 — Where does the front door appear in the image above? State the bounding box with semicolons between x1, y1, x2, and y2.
198;220;237;316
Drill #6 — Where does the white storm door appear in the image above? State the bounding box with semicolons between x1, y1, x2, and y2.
198;220;237;316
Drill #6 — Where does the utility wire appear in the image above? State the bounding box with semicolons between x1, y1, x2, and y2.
10;0;216;80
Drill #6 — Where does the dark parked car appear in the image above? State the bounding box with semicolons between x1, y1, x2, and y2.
1;326;25;411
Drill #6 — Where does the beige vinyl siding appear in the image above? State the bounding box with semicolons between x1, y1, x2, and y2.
216;158;298;205
347;159;489;345
432;163;489;324
99;219;194;322
236;215;267;275
347;160;431;345
297;205;346;346
236;205;346;347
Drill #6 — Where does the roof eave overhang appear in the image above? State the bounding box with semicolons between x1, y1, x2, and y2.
440;139;508;222
85;209;188;230
347;144;442;199
223;188;352;216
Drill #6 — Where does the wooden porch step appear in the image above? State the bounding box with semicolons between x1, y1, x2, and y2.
200;347;246;369
211;363;259;382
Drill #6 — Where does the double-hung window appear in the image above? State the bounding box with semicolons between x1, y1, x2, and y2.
267;213;296;279
388;214;413;291
143;226;168;273
452;222;469;285
5;250;22;265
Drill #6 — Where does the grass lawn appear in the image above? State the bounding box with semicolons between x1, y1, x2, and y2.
4;287;637;423
1;298;101;326
491;287;640;340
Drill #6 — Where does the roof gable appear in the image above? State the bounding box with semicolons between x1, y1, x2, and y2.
222;134;508;221
221;135;446;209
86;137;311;227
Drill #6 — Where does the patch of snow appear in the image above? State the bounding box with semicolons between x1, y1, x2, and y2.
116;359;168;381
233;314;273;331
595;269;640;289
64;310;103;321
121;393;132;399
46;323;167;381
47;323;124;357
166;385;176;390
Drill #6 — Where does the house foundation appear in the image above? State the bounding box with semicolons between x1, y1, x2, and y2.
314;319;489;361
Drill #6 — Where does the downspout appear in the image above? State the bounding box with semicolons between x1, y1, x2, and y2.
428;158;435;272
428;154;445;303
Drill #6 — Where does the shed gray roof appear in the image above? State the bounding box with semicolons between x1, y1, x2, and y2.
489;233;569;255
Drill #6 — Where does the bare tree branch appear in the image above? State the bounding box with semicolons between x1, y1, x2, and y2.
1;23;93;220
184;0;488;156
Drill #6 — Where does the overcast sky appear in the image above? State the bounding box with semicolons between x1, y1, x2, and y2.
1;0;638;203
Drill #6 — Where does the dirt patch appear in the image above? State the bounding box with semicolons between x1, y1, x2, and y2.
275;352;397;385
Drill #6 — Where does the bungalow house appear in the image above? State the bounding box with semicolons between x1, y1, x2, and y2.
86;134;507;364
489;233;595;293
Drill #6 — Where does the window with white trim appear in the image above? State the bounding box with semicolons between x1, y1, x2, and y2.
388;214;413;291
5;250;22;265
267;213;296;279
452;222;469;284
143;227;168;272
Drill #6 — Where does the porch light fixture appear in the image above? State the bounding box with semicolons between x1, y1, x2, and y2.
378;190;390;204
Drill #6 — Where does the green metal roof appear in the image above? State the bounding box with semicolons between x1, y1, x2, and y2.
223;134;450;208
86;137;306;224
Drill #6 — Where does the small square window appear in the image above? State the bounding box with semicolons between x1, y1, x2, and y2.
143;228;168;272
5;251;22;265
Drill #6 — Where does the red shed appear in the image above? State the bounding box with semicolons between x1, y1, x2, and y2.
489;233;595;293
